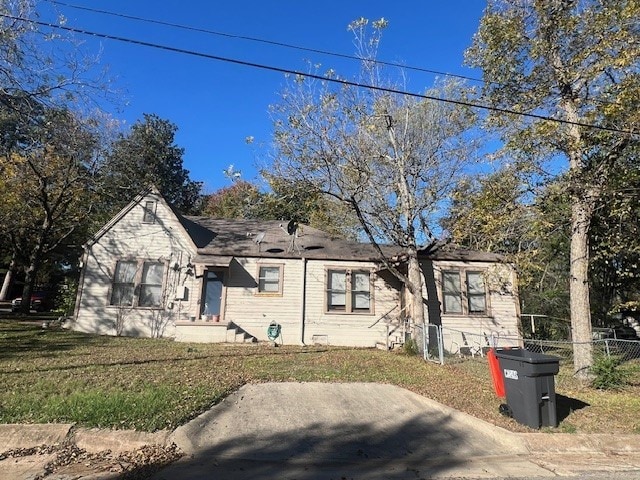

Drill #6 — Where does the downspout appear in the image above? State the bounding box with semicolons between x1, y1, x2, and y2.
300;257;307;345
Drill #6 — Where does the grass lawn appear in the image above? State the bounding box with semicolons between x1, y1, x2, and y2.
1;320;638;434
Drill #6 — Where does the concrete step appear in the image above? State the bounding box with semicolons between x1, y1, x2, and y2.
227;325;258;344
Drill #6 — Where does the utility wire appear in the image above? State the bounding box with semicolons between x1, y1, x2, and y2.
48;0;623;111
1;13;636;136
48;0;487;86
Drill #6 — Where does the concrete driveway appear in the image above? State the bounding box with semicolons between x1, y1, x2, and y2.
153;382;555;480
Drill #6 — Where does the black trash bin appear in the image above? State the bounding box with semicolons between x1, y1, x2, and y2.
494;348;560;429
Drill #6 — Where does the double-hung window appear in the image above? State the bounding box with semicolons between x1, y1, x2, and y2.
139;262;164;307
326;269;371;313
441;269;487;315
442;271;463;314
257;265;283;294
110;260;137;306
466;271;486;314
110;260;165;308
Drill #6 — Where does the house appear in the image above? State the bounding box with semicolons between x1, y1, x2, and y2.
69;189;521;350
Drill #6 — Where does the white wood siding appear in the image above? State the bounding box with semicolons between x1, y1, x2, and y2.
71;193;198;338
429;260;521;354
302;260;400;347
223;257;304;343
220;258;401;347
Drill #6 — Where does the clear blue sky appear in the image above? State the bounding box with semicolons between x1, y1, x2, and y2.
38;1;486;193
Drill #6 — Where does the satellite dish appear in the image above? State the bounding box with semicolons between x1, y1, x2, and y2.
287;220;298;236
254;232;266;244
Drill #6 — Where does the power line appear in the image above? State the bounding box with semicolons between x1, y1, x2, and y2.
48;0;624;112
48;0;487;86
1;13;636;136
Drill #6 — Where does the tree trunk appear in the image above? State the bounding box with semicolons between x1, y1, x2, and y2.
20;268;35;314
20;240;45;314
407;250;425;329
0;254;17;301
570;197;594;379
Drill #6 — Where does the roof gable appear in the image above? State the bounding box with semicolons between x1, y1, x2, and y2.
85;187;197;251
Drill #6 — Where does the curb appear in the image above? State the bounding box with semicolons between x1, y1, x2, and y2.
517;433;640;455
72;427;171;454
0;424;74;451
415;396;531;454
2;423;638;459
0;424;170;455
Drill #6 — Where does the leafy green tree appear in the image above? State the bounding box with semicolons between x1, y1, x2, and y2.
100;114;203;216
445;167;571;324
202;176;359;239
271;18;478;327
590;149;640;323
203;180;262;219
0;0;117;301
444;167;533;254
465;0;640;377
0;108;99;312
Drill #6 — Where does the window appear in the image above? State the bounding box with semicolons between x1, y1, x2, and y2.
326;269;371;313
257;265;283;294
466;271;486;314
142;201;156;223
442;271;462;314
139;262;164;307
327;270;346;311
110;260;137;306
351;271;371;312
441;269;487;315
110;260;165;308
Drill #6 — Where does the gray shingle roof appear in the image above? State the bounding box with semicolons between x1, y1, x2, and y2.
181;216;398;262
179;216;505;264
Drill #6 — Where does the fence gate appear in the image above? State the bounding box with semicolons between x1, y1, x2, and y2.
422;324;444;365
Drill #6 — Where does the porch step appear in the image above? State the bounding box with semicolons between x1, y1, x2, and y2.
227;322;258;344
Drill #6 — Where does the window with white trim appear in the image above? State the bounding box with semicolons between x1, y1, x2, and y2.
442;269;487;315
257;265;283;294
110;260;165;308
326;269;371;313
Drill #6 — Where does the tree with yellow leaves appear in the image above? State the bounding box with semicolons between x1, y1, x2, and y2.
466;0;639;377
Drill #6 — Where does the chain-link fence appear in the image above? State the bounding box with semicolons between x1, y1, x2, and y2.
415;324;640;384
414;323;444;364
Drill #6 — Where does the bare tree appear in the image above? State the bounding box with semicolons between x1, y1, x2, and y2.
270;18;478;327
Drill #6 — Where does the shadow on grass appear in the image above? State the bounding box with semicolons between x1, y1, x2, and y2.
0;320;341;374
0;320;98;360
556;393;590;423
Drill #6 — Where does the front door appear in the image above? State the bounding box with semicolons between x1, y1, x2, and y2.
202;270;225;319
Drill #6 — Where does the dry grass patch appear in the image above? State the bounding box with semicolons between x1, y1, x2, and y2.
0;320;638;433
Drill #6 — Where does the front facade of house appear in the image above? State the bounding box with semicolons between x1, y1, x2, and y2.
70;190;521;350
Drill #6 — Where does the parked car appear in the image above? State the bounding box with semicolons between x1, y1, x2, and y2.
593;325;640;341
11;291;52;313
611;325;640;340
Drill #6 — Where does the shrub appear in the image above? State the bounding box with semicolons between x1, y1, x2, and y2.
403;338;419;356
590;356;629;390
